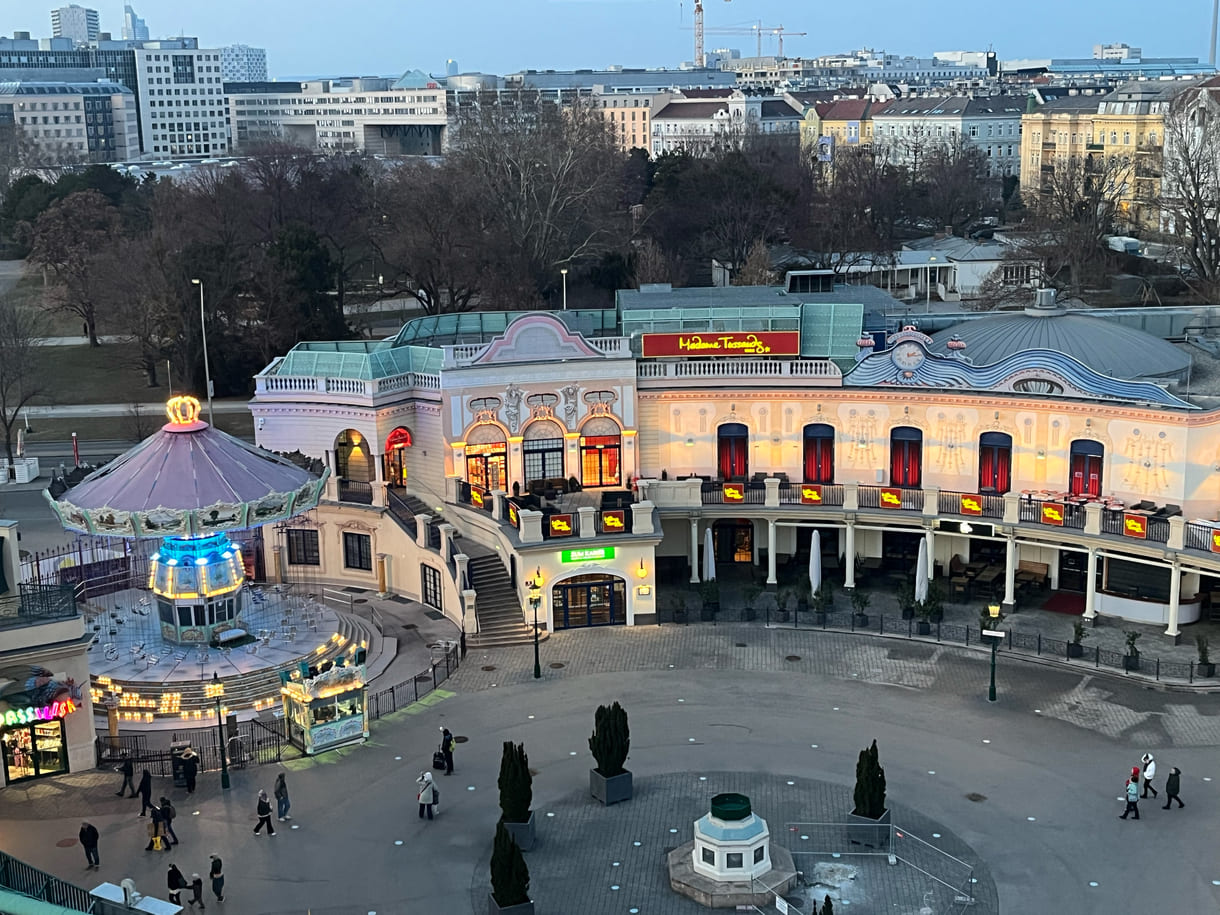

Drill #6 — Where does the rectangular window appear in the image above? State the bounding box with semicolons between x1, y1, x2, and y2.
286;529;320;566
342;532;372;571
421;564;442;611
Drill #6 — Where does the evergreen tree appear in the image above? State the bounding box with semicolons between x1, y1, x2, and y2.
498;741;533;823
490;821;530;906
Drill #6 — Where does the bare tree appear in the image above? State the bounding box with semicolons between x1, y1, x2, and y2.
1161;86;1220;300
0;291;48;469
630;237;674;286
733;239;775;286
915;136;993;233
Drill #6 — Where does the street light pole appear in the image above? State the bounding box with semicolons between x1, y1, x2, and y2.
528;575;542;680
190;278;214;426
983;603;1003;703
210;672;230;790
560;268;568;311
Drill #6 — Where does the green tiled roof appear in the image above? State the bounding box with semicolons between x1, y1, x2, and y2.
391;310;617;346
274;341;441;380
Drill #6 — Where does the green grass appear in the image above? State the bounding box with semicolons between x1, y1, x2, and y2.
29;342;165;406
24;411;255;445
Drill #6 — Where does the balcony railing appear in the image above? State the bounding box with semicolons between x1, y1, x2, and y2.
338;479;374;505
858;484;922;511
1018;499;1085;529
254;371;441;399
701;481;766;504
0;583;78;630
1185;521;1218;554
938;491;1004;519
778;482;845;506
637;358;841;383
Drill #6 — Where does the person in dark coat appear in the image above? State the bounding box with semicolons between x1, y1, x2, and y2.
137;770;154;816
180;748;200;794
273;772;291;821
253;789;276;835
440;727;455;775
115;755;135;797
1163;766;1185;809
188;873;206;909
208;854;224;902
167;864;188;904
79;822;100;868
159;797;179;845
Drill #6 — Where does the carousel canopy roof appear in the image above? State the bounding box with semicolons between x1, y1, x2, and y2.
46;397;327;538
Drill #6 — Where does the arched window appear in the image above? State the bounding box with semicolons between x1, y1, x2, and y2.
523;420;565;485
890;426;922;488
334;430;373;482
717;423;749;481
802;423;834;484
580;417;621;487
1069;439;1104;496
384;426;412;487
978;432;1012;494
465;424;507;492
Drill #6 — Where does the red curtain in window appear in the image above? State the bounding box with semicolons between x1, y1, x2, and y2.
1070;455;1101;496
979;447;994;490
718;437;747;479
995;448;1010;493
804;438;833;483
979;446;1011;494
892;441;920;487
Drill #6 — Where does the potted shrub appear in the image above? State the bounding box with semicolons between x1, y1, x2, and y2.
589;701;632;805
1067;619;1088;658
743;583;767;622
915;599;933;636
850;588;870;627
1197;636;1215;678
847;739;890;848
1122;631;1141;672
698;581;720;621
488;821;533;915
897;582;916;621
925;583;945;623
498;741;535;851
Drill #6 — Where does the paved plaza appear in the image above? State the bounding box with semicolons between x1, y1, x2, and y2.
3;620;1220;914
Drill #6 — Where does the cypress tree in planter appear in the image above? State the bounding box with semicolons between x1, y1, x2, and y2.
1122;631;1141;672
498;741;535;851
847;739;890;848
1198;636;1215;678
488;821;534;915
589;701;632;805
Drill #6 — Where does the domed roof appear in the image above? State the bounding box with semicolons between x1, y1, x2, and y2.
929;295;1190;383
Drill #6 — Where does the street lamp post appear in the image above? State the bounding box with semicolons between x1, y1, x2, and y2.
982;603;1004;703
210;672;230;790
560;268;568;311
528;575;542;680
190;279;215;426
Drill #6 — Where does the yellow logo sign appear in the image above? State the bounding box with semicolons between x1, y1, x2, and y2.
880;489;902;507
551;517;571;533
1042;505;1064;524
471;489;484;508
1124;515;1147;538
801;487;822;503
724;485;744;502
961;495;982;515
602;512;624;529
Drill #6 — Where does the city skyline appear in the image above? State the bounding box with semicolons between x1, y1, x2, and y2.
7;0;1217;78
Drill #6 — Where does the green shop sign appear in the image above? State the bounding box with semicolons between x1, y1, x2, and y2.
560;547;615;563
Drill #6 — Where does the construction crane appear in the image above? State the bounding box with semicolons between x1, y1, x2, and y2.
691;0;732;68
702;22;808;58
770;25;807;58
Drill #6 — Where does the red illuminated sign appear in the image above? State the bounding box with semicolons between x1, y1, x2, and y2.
1212;530;1220;553
960;494;983;516
801;484;822;505
1122;513;1147;539
723;484;745;503
880;488;903;509
640;332;801;358
1041;502;1065;526
470;488;484;509
507;502;519;528
601;510;626;532
549;514;574;537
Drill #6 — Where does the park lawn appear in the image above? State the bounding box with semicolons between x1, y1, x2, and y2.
23;411;255;446
29;342;165;406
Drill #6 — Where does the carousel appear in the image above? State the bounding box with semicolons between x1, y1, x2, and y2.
42;397;368;732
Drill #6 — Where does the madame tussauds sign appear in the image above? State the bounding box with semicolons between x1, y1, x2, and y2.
641;332;800;358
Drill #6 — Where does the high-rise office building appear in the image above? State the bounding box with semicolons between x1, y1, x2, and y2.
220;44;268;82
51;5;100;44
123;4;150;41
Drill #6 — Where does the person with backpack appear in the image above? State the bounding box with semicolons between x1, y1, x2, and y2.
1120;766;1141;820
253;789;276;836
167;864;188;905
440;727;455;776
159;797;179;846
416;771;437;820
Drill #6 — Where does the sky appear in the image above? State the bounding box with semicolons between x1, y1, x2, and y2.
13;1;1218;78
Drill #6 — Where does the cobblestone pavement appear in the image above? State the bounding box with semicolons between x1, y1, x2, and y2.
3;623;1220;914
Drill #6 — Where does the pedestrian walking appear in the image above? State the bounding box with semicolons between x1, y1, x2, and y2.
1162;766;1185;809
1120;768;1141;820
253;789;276;836
159;797;179;845
273;773;291;821
137;770;154;816
208;854;225;902
180;748;199;794
167;864;188;905
440;727;455;776
115;754;135;797
1140;752;1158;799
79;822;100;868
416;771;436;820
188;873;206;909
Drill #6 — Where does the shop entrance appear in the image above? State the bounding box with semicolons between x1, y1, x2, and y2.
2;719;67;783
553;574;627;629
713;519;754;564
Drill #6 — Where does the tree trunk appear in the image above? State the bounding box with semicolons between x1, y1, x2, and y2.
86;314;99;348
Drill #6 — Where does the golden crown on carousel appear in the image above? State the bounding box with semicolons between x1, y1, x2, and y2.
165;395;203;426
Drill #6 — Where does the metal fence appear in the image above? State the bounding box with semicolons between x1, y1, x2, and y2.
0;849;96;911
96;717;290;776
367;642;461;720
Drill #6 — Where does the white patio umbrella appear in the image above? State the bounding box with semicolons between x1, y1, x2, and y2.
703;527;716;582
914;536;929;604
809;530;822;595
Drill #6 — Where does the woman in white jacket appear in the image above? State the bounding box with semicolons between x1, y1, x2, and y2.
417;771;437;820
1140;752;1158;799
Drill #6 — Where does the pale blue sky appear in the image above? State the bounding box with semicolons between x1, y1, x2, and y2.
15;1;1218;78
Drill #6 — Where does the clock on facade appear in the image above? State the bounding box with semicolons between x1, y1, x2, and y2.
891;344;926;370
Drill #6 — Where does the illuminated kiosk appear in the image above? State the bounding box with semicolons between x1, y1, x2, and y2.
280;658;368;754
148;533;247;645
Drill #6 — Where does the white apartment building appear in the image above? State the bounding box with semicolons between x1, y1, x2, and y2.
0;80;139;163
226;74;445;155
871;95;1024;178
221;44;268;82
135;47;229;157
650;90;802;156
51;5;99;44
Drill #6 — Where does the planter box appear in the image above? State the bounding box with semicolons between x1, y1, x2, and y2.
846;808;891;849
1123;655;1140;672
1067;642;1084;659
1198;662;1216;678
590;769;633;806
502;812;535;852
488;895;534;915
916;620;932;636
853;613;869;628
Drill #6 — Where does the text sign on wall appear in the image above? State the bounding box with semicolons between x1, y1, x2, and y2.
601;510;626;532
801;484;822;504
1041;502;1065;526
549;514;574;537
640;332;801;358
560;547;615;563
1211;530;1220;553
3;699;76;726
880;488;903;509
723;483;745;503
960;494;983;516
507;502;519;528
1122;513;1148;539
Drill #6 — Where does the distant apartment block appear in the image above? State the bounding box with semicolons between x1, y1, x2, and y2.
1094;43;1141;60
872;95;1025;177
50;5;99;44
0;79;139;162
122;4;149;41
136;47;230;157
220;44;268;82
592;87;673;152
649;90;802;156
226;73;445;154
